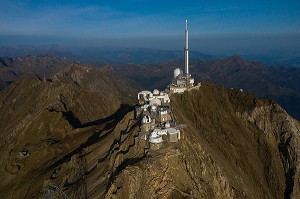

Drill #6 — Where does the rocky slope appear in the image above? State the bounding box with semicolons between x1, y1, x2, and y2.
170;83;300;199
0;62;142;198
52;64;141;104
1;77;299;198
0;78;115;198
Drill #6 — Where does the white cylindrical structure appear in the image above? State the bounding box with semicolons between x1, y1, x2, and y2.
165;122;171;128
184;19;189;75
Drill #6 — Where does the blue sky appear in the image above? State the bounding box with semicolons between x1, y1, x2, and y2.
0;0;300;53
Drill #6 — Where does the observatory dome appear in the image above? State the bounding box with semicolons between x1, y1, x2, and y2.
151;105;157;111
150;98;161;106
174;68;183;77
153;89;160;96
165;122;171;128
142;115;151;124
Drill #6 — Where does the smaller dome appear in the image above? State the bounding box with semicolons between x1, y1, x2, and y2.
165;122;170;128
153;89;159;96
174;68;183;77
151;105;157;111
150;98;161;106
142;115;151;124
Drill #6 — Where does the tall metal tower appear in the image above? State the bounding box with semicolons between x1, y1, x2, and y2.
184;19;189;75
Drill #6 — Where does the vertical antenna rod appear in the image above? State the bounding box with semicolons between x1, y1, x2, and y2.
184;19;189;75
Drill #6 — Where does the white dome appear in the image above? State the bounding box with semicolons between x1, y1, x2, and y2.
153;89;159;96
165;122;171;128
149;129;163;143
174;68;183;77
151;105;157;111
142;115;151;124
150;98;161;106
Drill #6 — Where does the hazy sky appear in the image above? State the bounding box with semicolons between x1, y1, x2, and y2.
1;0;300;53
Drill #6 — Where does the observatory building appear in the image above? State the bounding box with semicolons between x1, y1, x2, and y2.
136;20;201;150
136;88;180;149
168;20;200;93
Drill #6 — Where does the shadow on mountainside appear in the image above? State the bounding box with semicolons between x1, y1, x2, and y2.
49;104;134;170
60;104;133;129
81;104;133;128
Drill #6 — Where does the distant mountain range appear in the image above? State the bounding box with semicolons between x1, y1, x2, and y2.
0;44;215;64
1;44;300;67
0;55;77;89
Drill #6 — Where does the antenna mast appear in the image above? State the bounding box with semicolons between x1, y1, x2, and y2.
184;19;189;75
